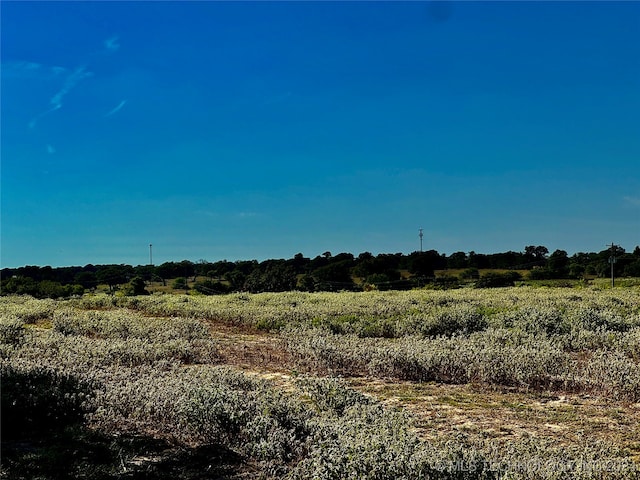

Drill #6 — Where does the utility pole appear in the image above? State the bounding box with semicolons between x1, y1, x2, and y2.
149;244;153;266
419;228;424;253
608;242;617;288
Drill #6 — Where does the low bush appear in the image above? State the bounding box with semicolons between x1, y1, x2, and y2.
1;361;96;439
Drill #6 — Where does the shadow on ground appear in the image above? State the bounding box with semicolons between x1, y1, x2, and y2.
1;428;251;480
0;365;252;479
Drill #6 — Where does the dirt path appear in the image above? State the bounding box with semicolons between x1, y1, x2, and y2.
350;378;640;460
207;323;640;462
208;323;292;374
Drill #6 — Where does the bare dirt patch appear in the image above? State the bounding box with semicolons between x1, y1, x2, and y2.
348;378;640;461
206;322;292;374
205;323;640;463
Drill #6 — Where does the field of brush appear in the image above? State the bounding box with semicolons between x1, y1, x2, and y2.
2;286;640;479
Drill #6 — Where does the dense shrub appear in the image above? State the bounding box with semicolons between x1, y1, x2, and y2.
1;362;96;438
476;271;522;288
121;276;149;296
1;277;84;298
0;316;26;348
193;279;232;294
172;277;189;290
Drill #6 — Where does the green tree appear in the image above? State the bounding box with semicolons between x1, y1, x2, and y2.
312;260;355;291
207;260;236;279
288;253;311;274
193;280;231;295
623;260;640;277
461;267;479;280
73;271;97;290
96;266;131;293
235;260;259;275
447;251;468;269
547;249;570;278
224;270;246;291
296;274;317;292
70;284;85;296
1;276;38;296
37;281;69;299
133;265;155;281
524;245;549;262
155;262;176;286
407;250;445;279
194;259;213;278
467;251;490;269
179;260;196;281
172;277;189;291
122;276;149;296
476;271;521;288
244;262;297;293
568;263;586;279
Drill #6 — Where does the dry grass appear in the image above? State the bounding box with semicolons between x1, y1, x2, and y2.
210;325;291;373
3;290;639;478
202;319;640;465
349;378;640;462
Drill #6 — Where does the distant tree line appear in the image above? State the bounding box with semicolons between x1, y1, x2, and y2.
2;245;640;298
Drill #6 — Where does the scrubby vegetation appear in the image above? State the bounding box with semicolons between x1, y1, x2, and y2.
1;287;639;478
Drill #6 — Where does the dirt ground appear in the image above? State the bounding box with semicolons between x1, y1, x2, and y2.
209;322;640;463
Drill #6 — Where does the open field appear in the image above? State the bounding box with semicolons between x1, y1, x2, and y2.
2;286;640;479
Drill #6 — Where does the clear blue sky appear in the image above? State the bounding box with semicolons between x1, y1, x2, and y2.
2;1;639;268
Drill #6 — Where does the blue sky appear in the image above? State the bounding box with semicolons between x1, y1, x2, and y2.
2;1;639;268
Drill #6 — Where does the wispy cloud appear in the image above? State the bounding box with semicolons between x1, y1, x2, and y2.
104;100;127;117
104;35;120;53
29;110;55;129
46;144;56;154
624;196;640;207
29;66;93;128
2;61;67;79
50;66;93;109
17;37;117;130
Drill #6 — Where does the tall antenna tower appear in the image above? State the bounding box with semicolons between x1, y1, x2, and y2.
149;244;153;266
419;228;424;252
608;242;617;288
